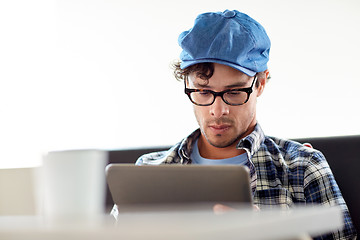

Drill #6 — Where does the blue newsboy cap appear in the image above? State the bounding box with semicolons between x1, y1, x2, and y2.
178;10;271;77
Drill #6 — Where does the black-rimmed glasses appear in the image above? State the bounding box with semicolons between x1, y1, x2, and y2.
184;77;257;106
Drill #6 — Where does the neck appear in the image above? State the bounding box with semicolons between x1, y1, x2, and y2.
197;135;245;159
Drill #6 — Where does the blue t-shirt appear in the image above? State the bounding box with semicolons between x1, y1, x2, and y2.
190;139;248;165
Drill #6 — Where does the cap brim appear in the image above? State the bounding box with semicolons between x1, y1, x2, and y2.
180;59;256;77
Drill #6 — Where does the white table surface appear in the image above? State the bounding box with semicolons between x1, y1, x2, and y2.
0;205;343;240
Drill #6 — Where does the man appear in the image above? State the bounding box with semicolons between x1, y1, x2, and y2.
135;10;356;239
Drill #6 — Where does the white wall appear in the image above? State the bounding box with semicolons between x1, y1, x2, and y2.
1;0;359;168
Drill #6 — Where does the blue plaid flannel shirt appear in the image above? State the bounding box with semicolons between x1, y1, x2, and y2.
137;124;357;240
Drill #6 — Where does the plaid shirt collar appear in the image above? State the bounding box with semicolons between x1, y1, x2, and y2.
236;123;265;159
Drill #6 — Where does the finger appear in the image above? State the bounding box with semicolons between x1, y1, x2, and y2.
213;204;235;215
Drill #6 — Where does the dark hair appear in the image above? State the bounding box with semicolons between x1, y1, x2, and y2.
172;61;214;83
172;61;270;87
172;60;270;88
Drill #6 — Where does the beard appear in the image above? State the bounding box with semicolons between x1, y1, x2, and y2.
202;129;241;148
199;117;241;148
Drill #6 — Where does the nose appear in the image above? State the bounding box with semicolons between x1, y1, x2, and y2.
209;96;229;118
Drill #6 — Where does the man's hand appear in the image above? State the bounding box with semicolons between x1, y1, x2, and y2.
213;204;260;215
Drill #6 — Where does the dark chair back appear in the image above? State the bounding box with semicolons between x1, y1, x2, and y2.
294;135;360;233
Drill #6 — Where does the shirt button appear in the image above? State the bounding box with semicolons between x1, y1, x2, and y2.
223;10;236;18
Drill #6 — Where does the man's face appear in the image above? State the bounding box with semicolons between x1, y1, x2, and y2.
187;63;263;149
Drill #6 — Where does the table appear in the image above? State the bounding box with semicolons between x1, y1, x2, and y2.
0;205;343;240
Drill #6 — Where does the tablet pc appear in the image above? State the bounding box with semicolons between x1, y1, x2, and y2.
106;164;252;211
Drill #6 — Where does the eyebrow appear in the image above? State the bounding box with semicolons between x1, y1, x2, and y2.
193;81;249;89
224;82;249;88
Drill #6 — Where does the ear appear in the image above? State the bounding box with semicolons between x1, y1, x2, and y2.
256;69;269;97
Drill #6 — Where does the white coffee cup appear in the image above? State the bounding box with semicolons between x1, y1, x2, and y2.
41;149;107;220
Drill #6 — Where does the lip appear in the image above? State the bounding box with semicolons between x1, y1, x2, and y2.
209;124;231;134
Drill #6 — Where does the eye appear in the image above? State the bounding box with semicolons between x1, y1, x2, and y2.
198;91;211;96
228;91;241;95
